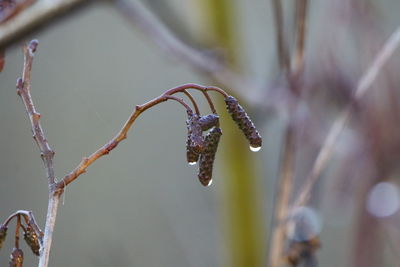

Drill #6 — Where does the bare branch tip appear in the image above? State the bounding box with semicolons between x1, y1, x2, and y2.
28;39;39;54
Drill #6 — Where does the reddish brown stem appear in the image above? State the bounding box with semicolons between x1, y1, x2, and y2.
271;0;290;71
56;83;228;190
201;91;217;114
15;215;21;248
182;90;200;115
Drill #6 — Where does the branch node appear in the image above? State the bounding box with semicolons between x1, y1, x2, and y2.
28;39;39;54
105;141;118;154
32;112;41;120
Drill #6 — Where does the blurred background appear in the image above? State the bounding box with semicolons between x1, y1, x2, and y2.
1;0;400;266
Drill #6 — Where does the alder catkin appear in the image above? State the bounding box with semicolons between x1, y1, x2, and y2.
23;226;40;256
186;136;200;164
198;127;222;186
0;224;7;249
224;96;262;148
186;110;204;154
9;248;23;267
198;114;219;131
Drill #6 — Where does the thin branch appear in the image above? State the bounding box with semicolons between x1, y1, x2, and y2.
269;124;296;267
15;215;21;248
268;2;310;265
293;25;400;208
164;95;193;111
17;40;55;189
16;40;59;267
0;0;93;50
292;0;308;78
56;83;228;190
182;90;200;115
271;0;290;71
201;91;217;114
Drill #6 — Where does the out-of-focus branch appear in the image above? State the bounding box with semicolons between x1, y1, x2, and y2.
268;1;310;266
269;124;296;267
0;0;263;105
0;0;93;50
271;0;290;71
292;0;308;78
113;0;259;104
294;25;400;208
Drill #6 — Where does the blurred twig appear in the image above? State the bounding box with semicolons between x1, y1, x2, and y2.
0;0;93;50
113;0;258;104
268;1;309;266
294;25;400;208
292;0;308;78
271;0;290;71
269;125;296;267
0;0;265;106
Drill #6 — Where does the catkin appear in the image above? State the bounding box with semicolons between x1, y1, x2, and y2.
186;111;204;154
0;225;7;249
186;137;200;164
198;114;219;131
9;248;23;267
198;127;222;186
224;96;262;148
24;226;40;256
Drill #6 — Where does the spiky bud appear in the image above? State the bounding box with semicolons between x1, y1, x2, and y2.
9;248;23;267
198;127;222;186
186;110;204;154
224;96;262;149
0;224;7;249
198;114;219;131
23;226;40;256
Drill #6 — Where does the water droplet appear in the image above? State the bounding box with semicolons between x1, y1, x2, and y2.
188;161;197;166
207;179;213;187
249;145;261;152
367;182;400;218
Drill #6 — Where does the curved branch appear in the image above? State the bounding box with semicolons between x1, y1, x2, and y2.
56;83;228;190
181;90;200;115
0;0;93;50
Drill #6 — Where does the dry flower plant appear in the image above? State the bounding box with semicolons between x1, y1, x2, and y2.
0;39;262;266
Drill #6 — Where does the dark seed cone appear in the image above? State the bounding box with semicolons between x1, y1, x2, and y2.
9;248;23;267
186;135;200;164
198;114;219;131
224;96;262;148
286;237;320;267
23;226;40;256
198;127;222;186
0;224;7;249
186;111;204;154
